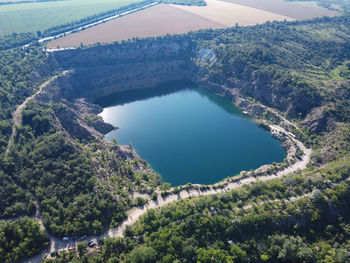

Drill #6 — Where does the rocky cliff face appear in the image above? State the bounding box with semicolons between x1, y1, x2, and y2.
193;62;322;120
53;37;197;102
54;37;194;67
47;36;325;141
70;59;193;101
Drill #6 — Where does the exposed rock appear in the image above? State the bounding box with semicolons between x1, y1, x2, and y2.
303;107;329;133
117;145;139;162
55;104;93;141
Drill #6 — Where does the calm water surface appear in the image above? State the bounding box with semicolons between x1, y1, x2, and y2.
97;82;286;186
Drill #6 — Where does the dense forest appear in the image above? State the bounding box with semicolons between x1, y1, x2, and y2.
0;217;49;263
287;0;350;11
3;98;161;237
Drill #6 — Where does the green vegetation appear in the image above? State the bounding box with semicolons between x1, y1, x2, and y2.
0;0;145;36
0;35;54;220
0;32;37;50
0;217;49;263
190;15;350;165
3;100;160;237
0;0;61;4
161;0;206;6
287;0;350;11
196;15;350;117
0;169;36;218
0;40;51;156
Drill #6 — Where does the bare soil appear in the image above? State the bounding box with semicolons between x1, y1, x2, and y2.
219;0;339;19
172;0;294;26
47;4;225;49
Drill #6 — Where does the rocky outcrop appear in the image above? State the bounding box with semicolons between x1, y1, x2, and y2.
303;106;335;133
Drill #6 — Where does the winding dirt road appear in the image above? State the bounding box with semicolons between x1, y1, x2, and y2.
5;72;68;156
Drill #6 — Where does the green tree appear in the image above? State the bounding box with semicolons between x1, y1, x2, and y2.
128;246;157;263
111;137;118;146
77;242;87;258
196;248;233;263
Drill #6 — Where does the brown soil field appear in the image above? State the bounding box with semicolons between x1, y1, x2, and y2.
219;0;339;19
47;4;225;49
172;0;294;27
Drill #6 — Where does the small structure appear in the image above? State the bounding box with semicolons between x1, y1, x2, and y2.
198;48;217;64
288;132;296;138
88;241;96;248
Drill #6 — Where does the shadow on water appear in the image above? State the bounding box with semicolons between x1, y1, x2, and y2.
196;88;251;119
94;80;195;108
95;79;250;121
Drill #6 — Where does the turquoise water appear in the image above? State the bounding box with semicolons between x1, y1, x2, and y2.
97;82;286;186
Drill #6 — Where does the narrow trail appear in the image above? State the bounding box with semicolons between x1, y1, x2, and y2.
0;71;69;263
3;71;69;228
5;72;68;156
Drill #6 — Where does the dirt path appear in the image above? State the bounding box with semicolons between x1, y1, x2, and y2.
0;71;69;263
5;72;68;156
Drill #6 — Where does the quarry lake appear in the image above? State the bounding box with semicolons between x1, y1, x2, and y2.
97;82;286;186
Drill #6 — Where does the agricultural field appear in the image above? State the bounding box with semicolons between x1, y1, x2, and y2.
221;0;339;19
0;0;31;2
172;0;294;26
0;0;143;36
47;4;225;49
0;0;59;2
48;0;297;48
